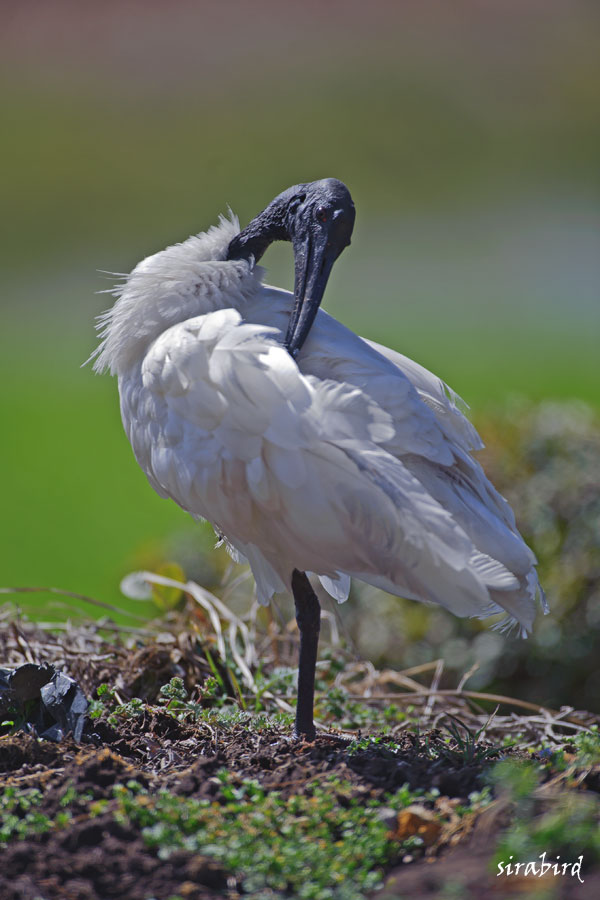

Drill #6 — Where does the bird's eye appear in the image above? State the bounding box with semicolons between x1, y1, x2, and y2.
316;206;328;223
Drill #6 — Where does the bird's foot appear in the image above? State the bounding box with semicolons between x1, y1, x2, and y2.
292;727;316;744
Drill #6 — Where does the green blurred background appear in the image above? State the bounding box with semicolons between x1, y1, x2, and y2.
1;1;599;706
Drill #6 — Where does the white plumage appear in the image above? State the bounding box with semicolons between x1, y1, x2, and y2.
94;210;545;636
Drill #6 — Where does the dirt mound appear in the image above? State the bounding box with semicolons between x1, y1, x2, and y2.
1;615;599;899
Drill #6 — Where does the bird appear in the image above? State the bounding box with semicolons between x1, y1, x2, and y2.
93;178;546;740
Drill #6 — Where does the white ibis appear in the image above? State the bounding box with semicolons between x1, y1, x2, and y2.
93;178;545;739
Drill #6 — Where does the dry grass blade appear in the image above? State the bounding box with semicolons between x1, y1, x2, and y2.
136;572;258;669
424;658;445;718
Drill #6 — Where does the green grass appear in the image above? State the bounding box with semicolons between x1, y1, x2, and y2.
0;328;204;617
4;350;207;615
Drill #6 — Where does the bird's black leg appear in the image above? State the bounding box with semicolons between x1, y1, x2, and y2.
291;569;321;741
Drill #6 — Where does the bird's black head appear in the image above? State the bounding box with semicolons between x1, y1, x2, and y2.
227;178;355;357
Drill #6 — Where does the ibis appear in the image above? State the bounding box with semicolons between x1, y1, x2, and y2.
93;178;545;739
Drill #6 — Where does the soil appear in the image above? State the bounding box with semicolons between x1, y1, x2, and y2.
0;725;487;900
1;616;598;899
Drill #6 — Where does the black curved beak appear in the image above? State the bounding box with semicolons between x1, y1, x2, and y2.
284;229;339;359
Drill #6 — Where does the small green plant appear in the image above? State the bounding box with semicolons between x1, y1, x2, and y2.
0;787;68;845
453;786;493;817
253;666;297;710
436;715;504;766
487;759;540;813
88;683;117;720
157;676;190;714
156;675;227;722
536;745;569;773
89;683;149;726
87;675;296;735
112;771;433;899
573;725;600;767
346;735;402;757
111;696;145;723
0;782;99;847
319;687;385;730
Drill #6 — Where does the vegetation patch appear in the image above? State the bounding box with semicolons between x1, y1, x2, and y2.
1;612;599;899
